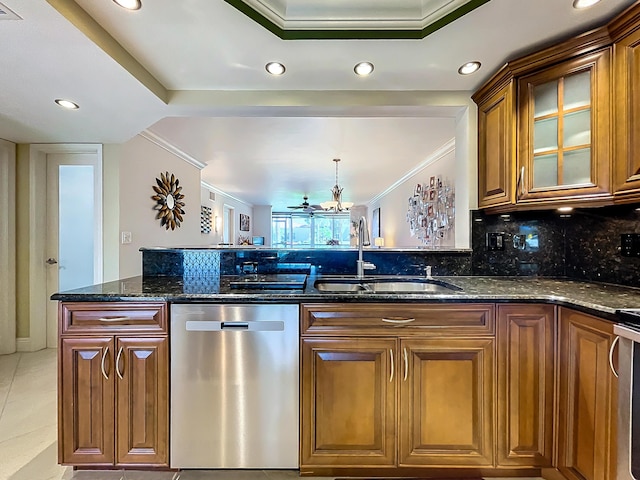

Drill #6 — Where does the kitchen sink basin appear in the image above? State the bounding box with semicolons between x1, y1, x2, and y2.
313;277;462;293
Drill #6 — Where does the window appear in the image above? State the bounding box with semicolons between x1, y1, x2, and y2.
271;212;351;248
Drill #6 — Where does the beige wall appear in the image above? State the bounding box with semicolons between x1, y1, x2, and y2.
200;184;254;247
371;147;457;248
114;135;231;278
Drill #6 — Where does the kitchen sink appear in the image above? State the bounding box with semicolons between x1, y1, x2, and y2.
313;277;462;293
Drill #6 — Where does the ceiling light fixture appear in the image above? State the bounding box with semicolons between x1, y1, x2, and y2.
573;0;601;9
458;61;481;75
557;206;574;212
54;99;79;110
265;62;286;75
320;158;353;212
113;0;142;10
354;62;374;76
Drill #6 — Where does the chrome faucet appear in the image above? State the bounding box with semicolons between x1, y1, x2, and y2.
356;216;376;279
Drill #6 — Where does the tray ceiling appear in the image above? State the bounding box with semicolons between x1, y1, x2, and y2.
224;0;490;39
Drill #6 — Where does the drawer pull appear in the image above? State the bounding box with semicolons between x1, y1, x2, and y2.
116;347;124;380
381;317;416;324
609;336;619;378
100;347;109;380
98;316;130;322
389;349;394;383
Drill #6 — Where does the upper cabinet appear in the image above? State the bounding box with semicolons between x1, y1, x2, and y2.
611;6;640;201
474;1;640;212
473;73;516;209
517;49;611;205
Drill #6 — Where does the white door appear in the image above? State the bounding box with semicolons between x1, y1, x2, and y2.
46;152;102;347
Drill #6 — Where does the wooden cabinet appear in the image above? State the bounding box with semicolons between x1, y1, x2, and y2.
399;338;494;467
611;6;640;202
496;304;555;467
473;73;517;210
58;303;169;467
300;337;397;467
517;49;612;207
556;307;618;480
300;303;495;472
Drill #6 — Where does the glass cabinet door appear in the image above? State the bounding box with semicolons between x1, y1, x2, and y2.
518;49;612;204
531;70;591;189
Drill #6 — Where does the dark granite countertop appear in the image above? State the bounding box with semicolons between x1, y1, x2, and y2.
51;275;640;320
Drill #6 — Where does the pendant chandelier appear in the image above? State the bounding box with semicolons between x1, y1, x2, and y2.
320;158;353;212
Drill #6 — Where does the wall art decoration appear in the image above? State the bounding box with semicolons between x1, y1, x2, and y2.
239;213;250;231
406;175;455;247
200;205;212;234
152;171;185;230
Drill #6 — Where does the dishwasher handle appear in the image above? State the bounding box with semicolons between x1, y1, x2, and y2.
185;320;285;332
222;322;249;330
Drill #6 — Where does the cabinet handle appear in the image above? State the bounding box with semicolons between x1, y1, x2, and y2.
609;336;619;378
381;317;416;324
403;347;408;382
389;349;394;383
519;166;525;196
116;346;124;380
100;347;109;380
98;316;130;322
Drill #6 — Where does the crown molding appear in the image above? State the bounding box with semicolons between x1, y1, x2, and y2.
201;181;254;208
139;130;206;170
367;138;455;206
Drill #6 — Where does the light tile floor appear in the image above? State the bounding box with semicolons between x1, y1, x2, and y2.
0;349;541;480
0;350;326;480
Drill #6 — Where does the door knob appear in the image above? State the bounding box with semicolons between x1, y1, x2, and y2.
46;258;58;265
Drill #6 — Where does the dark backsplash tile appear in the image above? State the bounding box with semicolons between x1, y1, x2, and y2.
142;205;639;288
471;205;640;287
471;210;566;277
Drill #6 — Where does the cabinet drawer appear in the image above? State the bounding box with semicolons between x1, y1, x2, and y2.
60;302;168;335
301;303;495;336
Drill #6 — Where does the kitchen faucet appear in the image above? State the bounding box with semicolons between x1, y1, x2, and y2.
356;216;376;279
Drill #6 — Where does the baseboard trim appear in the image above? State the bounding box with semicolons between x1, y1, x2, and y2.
16;337;32;352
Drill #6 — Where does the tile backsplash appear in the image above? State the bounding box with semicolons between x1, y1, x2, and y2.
471;205;640;287
142;205;640;288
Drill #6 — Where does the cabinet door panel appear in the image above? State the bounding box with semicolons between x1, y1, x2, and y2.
399;338;494;467
557;308;617;480
59;337;114;465
613;27;640;200
115;337;169;466
300;338;396;467
497;304;555;467
477;81;516;209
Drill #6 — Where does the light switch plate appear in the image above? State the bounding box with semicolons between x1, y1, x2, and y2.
121;231;132;244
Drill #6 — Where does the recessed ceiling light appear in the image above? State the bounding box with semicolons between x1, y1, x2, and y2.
55;99;79;110
265;62;286;75
113;0;142;10
573;0;601;9
557;206;574;212
354;62;374;76
458;61;481;75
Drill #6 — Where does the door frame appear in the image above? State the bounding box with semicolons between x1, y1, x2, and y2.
0;139;16;354
23;144;102;351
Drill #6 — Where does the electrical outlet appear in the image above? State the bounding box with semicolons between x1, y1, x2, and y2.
486;232;505;251
121;231;132;244
621;233;640;257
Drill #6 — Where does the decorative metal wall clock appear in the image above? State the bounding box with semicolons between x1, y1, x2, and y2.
152;171;186;230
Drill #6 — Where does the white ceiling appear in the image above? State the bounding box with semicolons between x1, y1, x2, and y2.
0;0;635;210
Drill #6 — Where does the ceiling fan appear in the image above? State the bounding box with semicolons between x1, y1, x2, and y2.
287;196;323;212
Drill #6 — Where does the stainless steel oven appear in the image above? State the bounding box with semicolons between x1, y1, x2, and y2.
615;309;640;480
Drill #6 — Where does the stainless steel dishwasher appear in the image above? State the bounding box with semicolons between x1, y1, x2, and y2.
170;303;299;469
